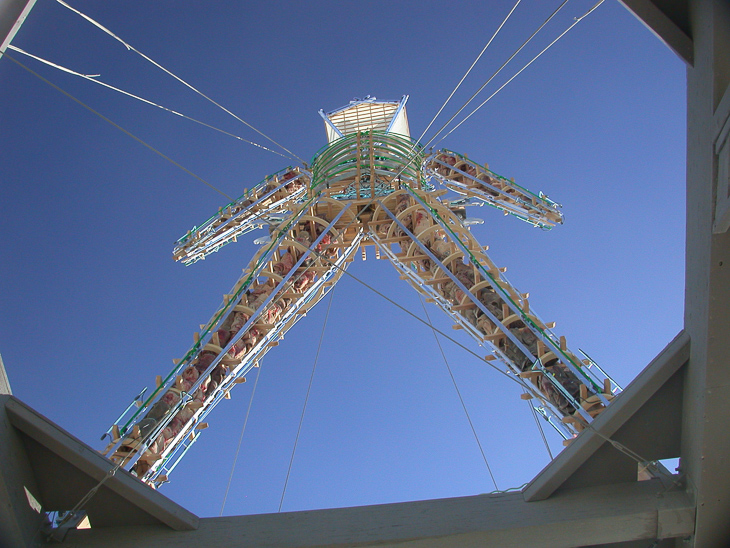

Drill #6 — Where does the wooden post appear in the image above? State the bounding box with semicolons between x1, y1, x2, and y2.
369;131;375;198
356;132;362;199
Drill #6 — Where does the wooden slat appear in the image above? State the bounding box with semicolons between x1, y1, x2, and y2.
425;277;452;285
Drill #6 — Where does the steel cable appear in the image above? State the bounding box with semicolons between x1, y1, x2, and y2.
419;0;572;150
3;52;235;202
220;362;263;515
435;0;606;145
412;0;523;148
278;286;337;512
419;296;499;490
7;45;291;160
55;0;306;165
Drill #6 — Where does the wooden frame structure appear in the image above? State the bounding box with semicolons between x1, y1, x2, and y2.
101;102;620;488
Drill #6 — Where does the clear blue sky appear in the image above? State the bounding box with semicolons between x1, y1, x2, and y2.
0;0;686;518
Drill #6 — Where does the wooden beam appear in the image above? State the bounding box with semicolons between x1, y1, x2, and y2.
0;393;45;548
4;397;198;531
0;354;10;396
618;0;693;65
62;480;693;547
524;330;690;502
0;0;37;57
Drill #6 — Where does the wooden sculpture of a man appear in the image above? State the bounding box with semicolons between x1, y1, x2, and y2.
103;96;617;487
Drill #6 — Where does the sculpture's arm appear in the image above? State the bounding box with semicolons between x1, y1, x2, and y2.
423;149;563;229
173;167;311;266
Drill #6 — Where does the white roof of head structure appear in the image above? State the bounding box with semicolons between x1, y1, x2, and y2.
319;95;410;142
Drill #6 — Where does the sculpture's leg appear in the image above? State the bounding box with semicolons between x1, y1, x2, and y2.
106;200;363;486
369;189;615;440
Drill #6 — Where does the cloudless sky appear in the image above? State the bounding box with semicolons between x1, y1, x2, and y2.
0;0;686;518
